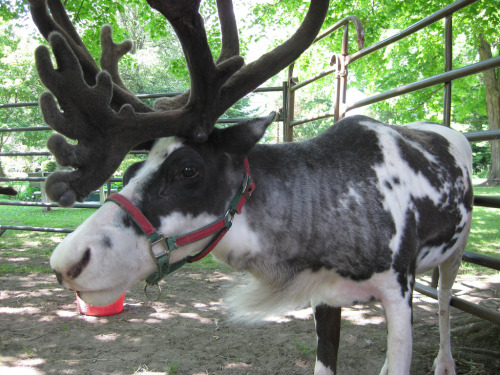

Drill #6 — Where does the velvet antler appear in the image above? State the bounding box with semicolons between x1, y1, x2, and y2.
30;0;330;206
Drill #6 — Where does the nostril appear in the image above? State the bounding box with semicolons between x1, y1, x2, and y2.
54;270;64;285
67;248;91;279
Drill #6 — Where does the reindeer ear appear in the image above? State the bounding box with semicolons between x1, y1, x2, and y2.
212;112;276;156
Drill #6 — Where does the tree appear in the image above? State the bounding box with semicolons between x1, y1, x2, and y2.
478;38;499;185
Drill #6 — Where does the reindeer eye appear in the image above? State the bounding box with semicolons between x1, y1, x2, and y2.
181;166;198;179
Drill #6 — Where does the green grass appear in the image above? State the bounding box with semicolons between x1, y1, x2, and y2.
0;185;498;276
0;205;94;229
461;184;500;274
469;184;500;259
166;362;181;375
0;205;95;274
0;231;61;274
294;339;316;359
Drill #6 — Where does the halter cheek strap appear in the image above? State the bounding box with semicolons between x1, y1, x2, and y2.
106;157;255;285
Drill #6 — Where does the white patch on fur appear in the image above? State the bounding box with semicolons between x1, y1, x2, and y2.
314;360;335;375
362;121;471;269
369;124;435;257
211;212;265;269
405;123;472;174
50;201;157;306
148;137;183;164
124;137;183;199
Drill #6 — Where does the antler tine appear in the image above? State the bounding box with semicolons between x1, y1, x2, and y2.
30;0;151;113
30;0;99;86
217;0;330;117
99;26;152;113
99;25;134;91
153;0;240;113
146;0;244;140
216;0;240;63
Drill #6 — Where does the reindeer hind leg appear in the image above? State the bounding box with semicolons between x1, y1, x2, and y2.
433;217;471;375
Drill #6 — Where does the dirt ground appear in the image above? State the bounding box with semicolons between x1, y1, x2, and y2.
0;267;499;375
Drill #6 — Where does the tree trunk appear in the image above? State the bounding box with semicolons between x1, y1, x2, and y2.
0;142;5;178
478;37;500;186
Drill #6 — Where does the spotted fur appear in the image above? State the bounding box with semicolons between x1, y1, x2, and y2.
50;115;472;375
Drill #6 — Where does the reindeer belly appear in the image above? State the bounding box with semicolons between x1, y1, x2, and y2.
295;267;393;307
225;263;402;321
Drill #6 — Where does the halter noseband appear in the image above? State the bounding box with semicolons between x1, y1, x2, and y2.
106;157;255;286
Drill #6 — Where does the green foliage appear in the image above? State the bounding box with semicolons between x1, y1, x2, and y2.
41;160;57;172
249;0;497;174
1;0;497;178
0;20;47;154
462;185;500;274
0;181;33;201
115;154;147;176
0;0;29;21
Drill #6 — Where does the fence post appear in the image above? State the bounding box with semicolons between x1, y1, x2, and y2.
99;185;106;204
334;24;350;123
284;64;298;142
443;15;453;127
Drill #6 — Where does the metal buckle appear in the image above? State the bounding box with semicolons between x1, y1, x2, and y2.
241;174;250;194
150;233;169;261
144;233;169;298
224;209;235;225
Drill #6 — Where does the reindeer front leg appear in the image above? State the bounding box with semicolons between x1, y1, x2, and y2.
313;303;342;375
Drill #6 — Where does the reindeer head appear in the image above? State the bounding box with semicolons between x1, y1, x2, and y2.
31;0;329;304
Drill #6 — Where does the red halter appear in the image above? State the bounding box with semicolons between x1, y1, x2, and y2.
106;158;255;285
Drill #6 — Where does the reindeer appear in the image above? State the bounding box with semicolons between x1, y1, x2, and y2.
30;0;473;374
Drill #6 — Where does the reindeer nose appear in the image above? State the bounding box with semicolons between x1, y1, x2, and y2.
54;269;64;285
67;248;92;280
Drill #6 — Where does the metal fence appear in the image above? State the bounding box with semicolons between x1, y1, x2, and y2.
0;0;498;323
282;0;500;325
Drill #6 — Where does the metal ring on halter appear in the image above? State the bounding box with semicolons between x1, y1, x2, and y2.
144;282;162;301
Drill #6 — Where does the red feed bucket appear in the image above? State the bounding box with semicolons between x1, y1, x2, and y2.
76;293;125;316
